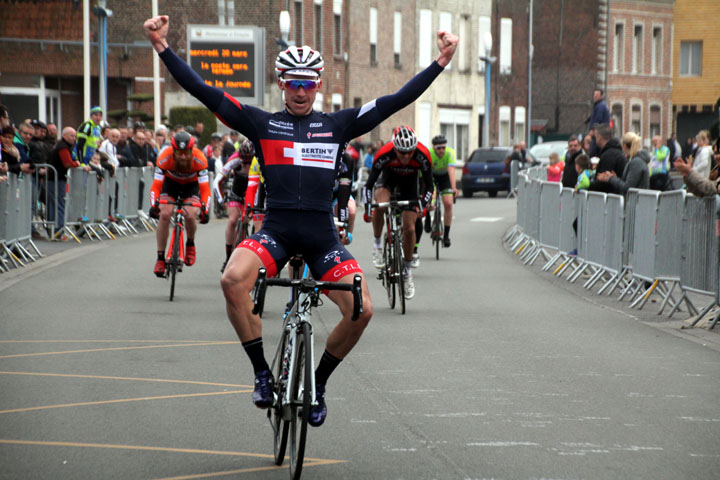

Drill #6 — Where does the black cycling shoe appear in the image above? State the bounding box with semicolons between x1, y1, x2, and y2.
443;236;451;248
308;383;327;427
253;370;274;409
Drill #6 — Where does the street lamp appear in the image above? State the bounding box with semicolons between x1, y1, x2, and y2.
92;0;113;116
479;32;496;148
277;10;292;49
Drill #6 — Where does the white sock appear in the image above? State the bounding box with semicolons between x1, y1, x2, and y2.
373;237;381;249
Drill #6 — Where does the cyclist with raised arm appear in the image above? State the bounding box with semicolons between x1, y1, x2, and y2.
428;134;457;247
362;126;434;299
149;131;210;277
144;14;457;427
213;139;255;272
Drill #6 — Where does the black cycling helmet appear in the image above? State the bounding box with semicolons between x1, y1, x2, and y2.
238;139;255;164
171;131;195;151
392;125;418;153
432;134;447;145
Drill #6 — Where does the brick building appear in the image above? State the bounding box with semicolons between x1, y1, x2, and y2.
671;0;720;145
606;0;674;147
531;0;602;139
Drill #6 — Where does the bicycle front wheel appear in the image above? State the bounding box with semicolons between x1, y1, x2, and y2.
169;223;181;301
383;233;395;309
289;322;311;480
433;204;442;260
394;234;406;315
269;332;290;465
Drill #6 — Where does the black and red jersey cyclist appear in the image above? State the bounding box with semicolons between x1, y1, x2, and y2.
213;139;256;271
144;14;457;427
362;125;433;300
149;131;211;277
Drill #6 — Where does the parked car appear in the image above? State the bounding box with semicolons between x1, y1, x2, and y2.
461;147;513;198
528;141;568;166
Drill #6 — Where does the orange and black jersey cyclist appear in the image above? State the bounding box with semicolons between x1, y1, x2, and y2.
151;145;211;208
364;140;434;209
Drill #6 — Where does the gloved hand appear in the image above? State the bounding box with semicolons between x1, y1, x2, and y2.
420;190;433;209
199;204;210;224
149;203;160;219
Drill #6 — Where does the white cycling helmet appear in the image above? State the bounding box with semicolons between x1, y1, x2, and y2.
275;45;324;78
392;125;418;153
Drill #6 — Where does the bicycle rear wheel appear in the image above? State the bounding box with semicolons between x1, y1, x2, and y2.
168;223;181;301
383;233;395;309
269;331;290;465
289;322;311;480
394;234;406;314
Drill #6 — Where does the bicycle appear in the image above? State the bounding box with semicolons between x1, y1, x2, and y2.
158;198;201;301
430;195;443;260
252;260;363;480
371;200;410;315
231;206;266;250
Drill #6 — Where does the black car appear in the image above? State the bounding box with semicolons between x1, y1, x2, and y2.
461;147;513;198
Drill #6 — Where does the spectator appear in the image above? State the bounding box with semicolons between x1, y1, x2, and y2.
596;131;649;195
29;120;51;167
155;126;171;152
582;133;592;154
681;136;695;160
711;137;720;181
98;128;121;172
546;152;564;182
561;135;583;188
46;123;58;142
674;157;720;197
574;154;593;191
586;88;610;157
127;129;149;168
116;127;137;167
194;121;204;137
589;123;626;193
2;125;31;175
222;130;239;162
13;120;34;166
509;143;525;168
649;134;672;191
691;129;712;179
48;127;91;233
203;132;223;174
143;129;158;166
76;106;104;164
667;132;682;161
100;120;111;140
0;105;10;130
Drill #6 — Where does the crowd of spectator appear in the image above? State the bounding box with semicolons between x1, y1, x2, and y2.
0;103;238;242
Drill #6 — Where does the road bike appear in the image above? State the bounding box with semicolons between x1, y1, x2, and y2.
159;198;200;302
252;259;363;480
231;206;266;250
371;200;410;314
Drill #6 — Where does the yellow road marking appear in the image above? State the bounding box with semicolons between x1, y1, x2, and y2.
0;390;252;414
0;341;238;359
0;439;346;466
0;371;249;388
154;460;345;480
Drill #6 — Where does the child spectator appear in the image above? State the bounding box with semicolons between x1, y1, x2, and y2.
574;154;593;191
546;152;564;182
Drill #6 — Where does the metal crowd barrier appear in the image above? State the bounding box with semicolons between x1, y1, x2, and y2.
0;173;43;271
505;176;720;327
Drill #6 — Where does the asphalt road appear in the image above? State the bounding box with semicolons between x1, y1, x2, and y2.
2;196;720;480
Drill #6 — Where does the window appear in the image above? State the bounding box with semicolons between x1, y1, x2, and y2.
332;93;342;112
393;12;402;68
477;16;491;72
439;108;471;162
651;27;662;74
419;10;433;68
499;18;512;74
369;7;378;65
649;105;661;138
314;0;323;52
611;103;623;137
333;0;342;54
632;24;643;73
613;23;624;72
417;102;432;147
499;106;511;145
458;15;470;72
514;106;526;143
293;0;303;47
631;104;641;134
680;41;702;76
313;92;324;112
439;12;452;70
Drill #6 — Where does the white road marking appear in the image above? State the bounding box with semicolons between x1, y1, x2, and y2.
471;217;503;222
